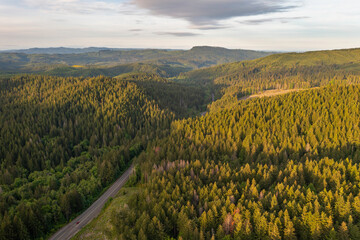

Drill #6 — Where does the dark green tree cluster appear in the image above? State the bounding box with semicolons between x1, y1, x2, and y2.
118;73;206;118
147;84;360;166
0;74;175;239
112;84;360;239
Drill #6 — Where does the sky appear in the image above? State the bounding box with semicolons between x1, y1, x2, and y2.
0;0;360;51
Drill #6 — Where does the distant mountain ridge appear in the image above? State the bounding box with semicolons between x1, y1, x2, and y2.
0;47;142;54
179;47;360;112
183;47;360;83
0;46;277;74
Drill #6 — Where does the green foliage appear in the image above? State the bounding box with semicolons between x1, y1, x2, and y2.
3;48;360;240
129;79;206;118
73;187;140;240
44;63;189;78
111;84;360;239
0;74;175;239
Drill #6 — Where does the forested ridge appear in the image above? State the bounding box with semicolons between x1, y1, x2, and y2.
0;74;203;239
117;73;206;118
183;48;360;84
43;62;190;78
180;48;360;113
109;84;360;239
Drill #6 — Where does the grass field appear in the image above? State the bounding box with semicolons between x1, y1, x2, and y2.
238;88;319;100
72;187;140;240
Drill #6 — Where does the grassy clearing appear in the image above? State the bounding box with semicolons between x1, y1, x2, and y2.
238;88;319;101
72;65;85;68
72;187;139;240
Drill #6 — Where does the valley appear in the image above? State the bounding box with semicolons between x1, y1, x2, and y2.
1;47;360;240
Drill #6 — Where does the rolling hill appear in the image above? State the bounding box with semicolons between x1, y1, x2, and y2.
0;46;276;75
0;47;132;55
43;62;190;78
182;48;360;84
180;47;360;112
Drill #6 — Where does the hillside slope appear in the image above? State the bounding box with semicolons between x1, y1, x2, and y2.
43;62;190;78
183;48;360;83
180;48;360;112
108;84;360;239
0;73;199;239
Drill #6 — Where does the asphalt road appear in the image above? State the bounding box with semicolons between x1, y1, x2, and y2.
49;165;134;240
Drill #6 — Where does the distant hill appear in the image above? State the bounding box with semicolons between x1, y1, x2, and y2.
0;47;138;54
180;47;360;111
43;62;190;78
182;48;360;83
189;46;274;61
0;46;276;75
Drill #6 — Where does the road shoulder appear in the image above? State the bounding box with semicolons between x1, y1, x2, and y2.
72;187;140;240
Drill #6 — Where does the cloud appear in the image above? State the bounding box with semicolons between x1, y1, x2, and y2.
155;32;200;37
133;0;301;27
190;25;229;30
239;16;308;25
23;0;128;14
129;29;142;32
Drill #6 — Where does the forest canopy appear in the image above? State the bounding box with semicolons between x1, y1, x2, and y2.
110;84;360;240
1;47;360;240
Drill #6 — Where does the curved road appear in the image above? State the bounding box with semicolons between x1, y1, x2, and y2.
49;165;134;240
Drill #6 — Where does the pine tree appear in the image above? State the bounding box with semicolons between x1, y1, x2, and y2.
338;222;350;240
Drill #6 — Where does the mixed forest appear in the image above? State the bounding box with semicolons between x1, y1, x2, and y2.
1;47;360;240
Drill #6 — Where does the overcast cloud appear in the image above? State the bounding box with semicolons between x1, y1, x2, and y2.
239;16;308;25
133;0;301;26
